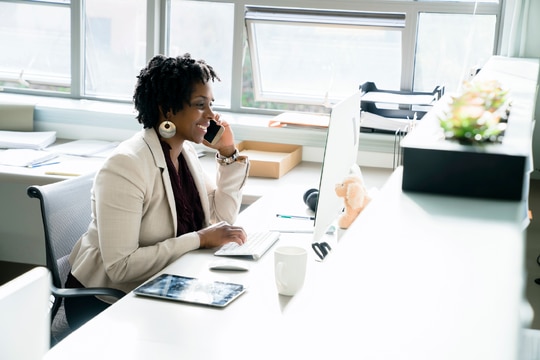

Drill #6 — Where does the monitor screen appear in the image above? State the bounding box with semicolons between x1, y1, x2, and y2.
313;91;362;244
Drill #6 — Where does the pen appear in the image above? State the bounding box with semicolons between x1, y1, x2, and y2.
276;214;315;221
28;161;60;168
45;171;80;177
271;229;313;234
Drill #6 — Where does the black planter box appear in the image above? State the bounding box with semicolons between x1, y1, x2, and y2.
401;143;527;200
400;105;531;201
400;57;538;201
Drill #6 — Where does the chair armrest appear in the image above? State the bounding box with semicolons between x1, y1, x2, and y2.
51;285;126;300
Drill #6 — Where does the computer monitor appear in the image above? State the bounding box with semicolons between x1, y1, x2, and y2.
313;91;362;244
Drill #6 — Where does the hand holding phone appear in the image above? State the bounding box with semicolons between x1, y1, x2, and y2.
204;120;225;145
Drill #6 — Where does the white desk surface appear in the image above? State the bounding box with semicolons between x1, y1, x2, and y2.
0;147;320;195
0;139;389;265
44;166;526;360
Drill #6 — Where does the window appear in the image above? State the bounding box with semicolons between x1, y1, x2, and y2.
0;0;502;115
244;7;404;108
0;1;70;93
415;12;496;92
84;0;147;100
167;0;234;108
243;4;499;111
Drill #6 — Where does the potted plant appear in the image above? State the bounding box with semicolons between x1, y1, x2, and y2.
439;79;510;144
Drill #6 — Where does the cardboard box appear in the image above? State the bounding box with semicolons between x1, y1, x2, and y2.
237;141;302;178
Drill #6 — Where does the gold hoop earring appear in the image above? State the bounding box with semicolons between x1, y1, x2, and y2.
159;121;176;138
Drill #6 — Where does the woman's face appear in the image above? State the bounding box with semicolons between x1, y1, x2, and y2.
168;81;216;144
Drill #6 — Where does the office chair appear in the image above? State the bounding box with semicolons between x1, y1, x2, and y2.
27;172;125;343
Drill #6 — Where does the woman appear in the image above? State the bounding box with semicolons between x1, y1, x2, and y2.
65;54;249;329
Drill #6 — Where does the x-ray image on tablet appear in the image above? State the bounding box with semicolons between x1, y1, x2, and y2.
134;274;246;308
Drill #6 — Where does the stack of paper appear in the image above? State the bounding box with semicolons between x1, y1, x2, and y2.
0;149;58;167
361;91;437;105
269;112;330;129
361;112;412;133
48;139;118;157
359;82;443;134
0;131;56;150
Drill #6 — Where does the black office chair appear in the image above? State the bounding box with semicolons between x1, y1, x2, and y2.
27;172;125;344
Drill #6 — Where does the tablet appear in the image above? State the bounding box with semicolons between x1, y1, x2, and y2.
133;274;246;308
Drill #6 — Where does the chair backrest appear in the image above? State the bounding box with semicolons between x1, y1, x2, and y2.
0;267;51;359
27;172;95;316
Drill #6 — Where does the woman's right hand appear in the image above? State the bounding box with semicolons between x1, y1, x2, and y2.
197;221;247;249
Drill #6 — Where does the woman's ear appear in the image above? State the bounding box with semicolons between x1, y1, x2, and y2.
158;106;170;119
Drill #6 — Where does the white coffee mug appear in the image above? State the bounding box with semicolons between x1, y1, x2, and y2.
274;246;307;296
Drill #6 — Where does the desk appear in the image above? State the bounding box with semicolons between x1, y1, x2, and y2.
44;167;527;360
0;144;390;265
0;153;106;265
0;149;314;264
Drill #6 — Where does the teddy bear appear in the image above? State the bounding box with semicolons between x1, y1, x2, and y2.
335;174;371;229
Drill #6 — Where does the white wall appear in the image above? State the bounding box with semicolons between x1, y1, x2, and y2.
523;2;540;178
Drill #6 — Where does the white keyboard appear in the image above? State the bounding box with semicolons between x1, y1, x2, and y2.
214;231;280;260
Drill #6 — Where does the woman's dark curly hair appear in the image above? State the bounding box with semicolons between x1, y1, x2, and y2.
133;53;220;129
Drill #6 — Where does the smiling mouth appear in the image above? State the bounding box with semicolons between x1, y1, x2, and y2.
197;124;208;132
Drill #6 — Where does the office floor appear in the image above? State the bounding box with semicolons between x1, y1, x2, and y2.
0;261;36;285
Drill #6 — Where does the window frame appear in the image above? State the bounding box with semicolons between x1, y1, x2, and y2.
0;0;72;97
0;0;502;114
238;0;501;115
244;6;406;106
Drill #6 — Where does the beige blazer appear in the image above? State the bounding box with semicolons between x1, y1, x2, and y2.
69;129;249;297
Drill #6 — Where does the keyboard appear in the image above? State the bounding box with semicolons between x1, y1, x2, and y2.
214;231;280;260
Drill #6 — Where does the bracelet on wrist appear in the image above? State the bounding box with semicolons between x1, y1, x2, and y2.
216;149;239;165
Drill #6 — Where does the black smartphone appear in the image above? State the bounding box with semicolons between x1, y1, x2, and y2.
204;120;225;145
